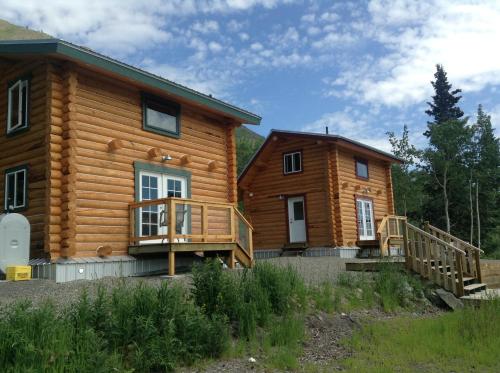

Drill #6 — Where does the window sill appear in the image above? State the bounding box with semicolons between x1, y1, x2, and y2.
6;126;30;138
143;125;180;139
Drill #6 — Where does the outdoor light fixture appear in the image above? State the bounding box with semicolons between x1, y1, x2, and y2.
162;155;173;162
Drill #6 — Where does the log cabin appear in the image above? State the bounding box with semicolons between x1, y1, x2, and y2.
238;130;403;258
0;39;259;281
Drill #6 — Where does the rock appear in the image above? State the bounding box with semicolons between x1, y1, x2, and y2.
435;289;464;310
248;357;256;363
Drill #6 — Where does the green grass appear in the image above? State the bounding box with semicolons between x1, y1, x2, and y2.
342;299;500;373
0;19;51;40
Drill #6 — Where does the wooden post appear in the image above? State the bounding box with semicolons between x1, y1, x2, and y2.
449;247;458;295
228;250;235;269
474;250;482;282
402;220;411;269
129;205;135;245
168;251;175;276
248;226;254;267
230;207;236;241
168;199;175;243
425;236;432;279
202;204;208;242
455;252;464;297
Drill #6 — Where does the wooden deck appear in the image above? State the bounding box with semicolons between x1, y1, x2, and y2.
128;197;254;274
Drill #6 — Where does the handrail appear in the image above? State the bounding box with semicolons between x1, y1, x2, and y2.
405;222;466;296
425;223;484;254
234;208;254;231
409;223;466;254
376;216;389;235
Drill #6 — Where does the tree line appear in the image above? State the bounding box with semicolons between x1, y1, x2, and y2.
388;65;500;255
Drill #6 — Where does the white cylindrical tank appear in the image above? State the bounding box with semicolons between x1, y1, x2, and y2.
0;213;30;274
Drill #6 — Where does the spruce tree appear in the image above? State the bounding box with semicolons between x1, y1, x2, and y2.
473;105;500;252
422;65;471;234
425;64;464;136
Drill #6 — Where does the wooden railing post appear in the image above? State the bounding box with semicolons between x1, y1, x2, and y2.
455;251;464;297
168;198;175;243
474;250;482;283
402;219;410;269
230;207;235;241
129;205;135;245
202;203;208;242
248;226;253;267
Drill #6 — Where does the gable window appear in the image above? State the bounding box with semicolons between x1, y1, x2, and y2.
4;165;28;212
284;151;302;174
143;94;181;137
355;158;369;179
7;77;30;135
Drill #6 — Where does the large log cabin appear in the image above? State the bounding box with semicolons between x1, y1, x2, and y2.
0;39;259;281
238;130;402;258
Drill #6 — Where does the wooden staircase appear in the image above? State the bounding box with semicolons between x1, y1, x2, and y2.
404;221;486;298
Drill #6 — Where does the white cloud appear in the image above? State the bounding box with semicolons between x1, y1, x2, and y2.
239;32;250;41
331;0;500;107
0;0;296;55
302;110;394;152
141;59;229;97
191;20;219;34
208;41;223;53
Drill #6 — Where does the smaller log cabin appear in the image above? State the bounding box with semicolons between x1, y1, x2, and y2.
238;130;402;257
0;39;260;281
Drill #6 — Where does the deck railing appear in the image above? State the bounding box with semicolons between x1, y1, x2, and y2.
424;222;483;282
376;215;406;256
404;222;466;296
129;197;253;258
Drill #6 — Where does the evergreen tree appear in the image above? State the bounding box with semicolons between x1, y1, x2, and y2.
425;64;464;136
472;105;500;252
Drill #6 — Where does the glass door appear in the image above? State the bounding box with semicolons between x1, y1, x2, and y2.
357;198;375;240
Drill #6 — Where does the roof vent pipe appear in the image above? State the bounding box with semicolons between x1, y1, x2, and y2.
325;126;329;135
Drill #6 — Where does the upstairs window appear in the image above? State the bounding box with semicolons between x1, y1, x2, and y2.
284;151;302;174
143;94;181;137
355;158;369;179
7;77;30;135
4;165;28;212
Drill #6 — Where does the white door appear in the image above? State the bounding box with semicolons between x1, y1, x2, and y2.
139;172;187;242
287;196;307;243
357;198;375;240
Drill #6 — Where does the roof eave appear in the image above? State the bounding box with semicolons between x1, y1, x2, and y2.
0;39;261;125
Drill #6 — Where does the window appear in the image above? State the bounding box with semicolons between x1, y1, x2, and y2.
355;158;369;179
7;77;30;135
143;94;181;137
283;151;302;174
4;165;28;212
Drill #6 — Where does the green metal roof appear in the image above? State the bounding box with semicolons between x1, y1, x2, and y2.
0;39;261;125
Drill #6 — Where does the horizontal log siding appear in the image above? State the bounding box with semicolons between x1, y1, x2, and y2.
336;147;392;245
243;138;331;250
66;68;233;257
0;60;49;258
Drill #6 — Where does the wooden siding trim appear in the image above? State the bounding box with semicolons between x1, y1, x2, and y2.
226;125;237;204
385;165;395;214
331;145;344;246
325;145;336;245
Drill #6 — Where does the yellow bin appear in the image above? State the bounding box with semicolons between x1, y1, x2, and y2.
6;266;32;281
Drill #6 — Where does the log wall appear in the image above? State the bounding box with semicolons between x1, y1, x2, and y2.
334;146;393;245
0;60;49;258
242;138;331;250
241;138;395;250
52;66;236;257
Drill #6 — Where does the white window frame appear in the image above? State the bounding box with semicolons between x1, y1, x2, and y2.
283;151;302;174
4;167;27;211
7;78;30;134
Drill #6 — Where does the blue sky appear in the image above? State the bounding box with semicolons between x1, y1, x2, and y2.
2;0;499;151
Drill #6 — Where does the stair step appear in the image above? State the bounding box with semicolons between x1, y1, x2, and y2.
463;283;487;294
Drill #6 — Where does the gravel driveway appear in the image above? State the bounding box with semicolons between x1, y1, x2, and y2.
0;257;363;306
